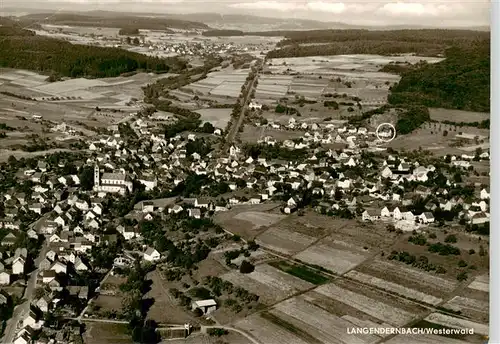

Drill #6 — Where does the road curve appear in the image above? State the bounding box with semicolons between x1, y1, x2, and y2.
202;325;262;344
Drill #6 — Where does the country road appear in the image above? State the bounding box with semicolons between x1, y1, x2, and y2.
223;62;261;152
202;325;261;344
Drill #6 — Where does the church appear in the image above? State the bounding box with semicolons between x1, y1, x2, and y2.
93;165;133;196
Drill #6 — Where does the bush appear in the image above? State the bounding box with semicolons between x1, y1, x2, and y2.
444;234;457;243
239;260;255;274
428;232;437;239
457;271;468;282
457;260;468;267
468;249;475;255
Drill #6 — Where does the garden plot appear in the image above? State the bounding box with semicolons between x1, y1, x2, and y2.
443;296;489;319
272;296;381;344
194;108;232;128
294;242;367;275
256;226;317;255
235;313;310;344
233;211;285;229
357;259;458;297
467;274;489;292
220;263;314;304
424;313;488;336
344;270;443;306
315;283;416;327
383;333;470;344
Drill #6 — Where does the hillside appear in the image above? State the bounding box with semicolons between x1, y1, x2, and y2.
18;12;210;30
388;42;490;112
0;21;185;78
266;29;490;58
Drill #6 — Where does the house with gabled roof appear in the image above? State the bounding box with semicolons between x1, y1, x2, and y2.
419;212;435;224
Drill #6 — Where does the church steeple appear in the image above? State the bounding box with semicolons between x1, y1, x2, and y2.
94;165;100;186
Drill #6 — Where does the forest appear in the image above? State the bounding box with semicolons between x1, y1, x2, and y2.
17;13;209;30
388;42;490;112
0;24;183;78
266;29;489;58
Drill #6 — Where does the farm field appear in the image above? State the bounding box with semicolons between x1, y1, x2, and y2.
355;259;459;299
187;67;250;98
383;230;489;280
83;323;132;344
236;312;311;344
467;274;489;293
219;263;315;304
344;270;443;306
313;282;418;327
383;333;472;344
294;239;369;275
194;108;232;128
213;203;282;239
270;296;382;344
424;313;488;336
429;108;490;123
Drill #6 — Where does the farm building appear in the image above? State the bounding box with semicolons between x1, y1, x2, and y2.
191;299;217;315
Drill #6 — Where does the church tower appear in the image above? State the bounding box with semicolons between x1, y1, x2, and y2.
94;164;100;186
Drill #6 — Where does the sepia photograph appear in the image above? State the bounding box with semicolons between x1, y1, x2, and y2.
0;1;494;344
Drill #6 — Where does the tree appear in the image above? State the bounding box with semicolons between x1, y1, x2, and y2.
133;37;140;45
201;122;215;134
79;166;95;191
239;260;255;274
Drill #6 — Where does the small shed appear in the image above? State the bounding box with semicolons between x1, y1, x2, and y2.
191;299;217;315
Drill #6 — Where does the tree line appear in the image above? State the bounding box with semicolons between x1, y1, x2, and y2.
0;24;181;78
388;42;490;112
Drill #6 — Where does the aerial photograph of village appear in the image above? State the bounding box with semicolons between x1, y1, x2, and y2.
0;1;492;344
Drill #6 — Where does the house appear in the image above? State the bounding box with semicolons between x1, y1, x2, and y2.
471;212;489;225
168;204;183;214
419;212;435;224
191;299;217;315
480;188;490;200
50;261;67;274
144;247;161;262
1;232;17;246
142;201;155;213
35;296;52;313
23;306;44;330
362;210;380;222
0;271;11;285
380;207;391;218
14;333;31;344
74;257;89;272
393;207;402;221
188;208;201;219
13;257;25;275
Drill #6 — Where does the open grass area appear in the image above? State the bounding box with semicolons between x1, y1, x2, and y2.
268;260;330;285
260;311;322;344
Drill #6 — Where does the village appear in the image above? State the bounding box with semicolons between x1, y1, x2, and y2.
0;95;491;343
0;15;492;344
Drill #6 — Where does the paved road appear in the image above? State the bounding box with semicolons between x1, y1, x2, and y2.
2;242;49;344
223;63;261;152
